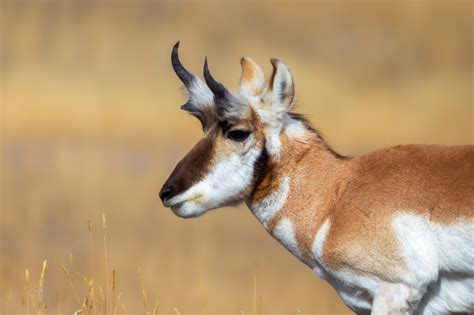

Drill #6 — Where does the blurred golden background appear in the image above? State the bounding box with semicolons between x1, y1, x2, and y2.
1;1;472;314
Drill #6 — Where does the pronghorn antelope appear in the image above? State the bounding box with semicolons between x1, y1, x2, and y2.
160;42;474;315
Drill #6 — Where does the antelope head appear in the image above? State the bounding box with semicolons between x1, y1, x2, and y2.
160;42;297;218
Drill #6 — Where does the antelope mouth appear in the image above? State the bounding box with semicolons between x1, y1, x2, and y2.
170;201;185;210
163;199;188;217
162;197;185;209
163;194;207;218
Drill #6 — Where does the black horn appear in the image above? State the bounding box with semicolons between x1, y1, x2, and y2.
203;57;229;98
171;41;194;87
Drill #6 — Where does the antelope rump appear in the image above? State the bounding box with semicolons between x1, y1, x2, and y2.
160;42;474;315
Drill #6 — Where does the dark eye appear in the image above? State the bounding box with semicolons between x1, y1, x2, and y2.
227;130;251;142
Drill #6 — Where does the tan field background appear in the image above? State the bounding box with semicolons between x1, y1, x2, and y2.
1;1;472;314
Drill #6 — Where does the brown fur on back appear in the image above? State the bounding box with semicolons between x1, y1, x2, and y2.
324;144;474;274
344;144;474;224
250;128;474;275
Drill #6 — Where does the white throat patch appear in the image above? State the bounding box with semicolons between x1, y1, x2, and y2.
273;217;302;259
248;176;290;228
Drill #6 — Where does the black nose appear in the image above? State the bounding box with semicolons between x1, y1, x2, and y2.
159;185;173;202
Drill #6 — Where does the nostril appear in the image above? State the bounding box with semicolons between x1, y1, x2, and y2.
159;187;173;202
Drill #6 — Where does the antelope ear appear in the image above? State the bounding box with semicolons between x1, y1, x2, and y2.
269;58;295;113
239;57;266;97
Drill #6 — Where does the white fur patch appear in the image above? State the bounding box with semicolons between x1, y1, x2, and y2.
313;214;474;314
254;113;308;159
391;213;474;313
188;78;214;110
392;214;474;285
310;220;376;314
248;176;289;228
272;217;301;258
254;113;283;157
284;116;307;140
311;218;330;263
371;282;411;314
265;126;282;158
319;268;379;313
166;145;261;218
418;274;474;314
392;214;440;288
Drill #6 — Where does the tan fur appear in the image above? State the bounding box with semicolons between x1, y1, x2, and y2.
251;128;354;263
239;58;266;96
167;47;473;294
249;127;474;275
323;145;474;274
240;58;257;85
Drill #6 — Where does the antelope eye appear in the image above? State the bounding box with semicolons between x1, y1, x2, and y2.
227;130;251;142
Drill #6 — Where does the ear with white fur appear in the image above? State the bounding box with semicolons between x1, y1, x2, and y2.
239;57;267;97
269;58;295;114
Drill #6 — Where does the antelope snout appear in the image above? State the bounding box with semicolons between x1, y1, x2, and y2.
159;186;172;202
159;181;177;204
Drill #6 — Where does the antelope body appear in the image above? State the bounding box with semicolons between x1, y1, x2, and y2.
160;42;474;314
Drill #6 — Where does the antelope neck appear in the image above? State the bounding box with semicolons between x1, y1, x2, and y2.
245;126;353;265
246;126;350;233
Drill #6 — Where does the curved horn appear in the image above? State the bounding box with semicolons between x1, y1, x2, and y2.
171;41;194;87
203;57;229;98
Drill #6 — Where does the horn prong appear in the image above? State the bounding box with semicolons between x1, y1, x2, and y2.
180;101;196;112
203;57;228;98
171;41;194;87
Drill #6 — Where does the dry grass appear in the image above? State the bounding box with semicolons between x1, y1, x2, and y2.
1;1;472;314
6;214;274;315
13;215;153;315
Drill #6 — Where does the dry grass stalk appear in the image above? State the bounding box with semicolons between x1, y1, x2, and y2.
81;297;89;315
38;259;48;313
253;275;256;315
152;301;159;315
25;269;30;315
98;287;105;314
88;220;94;276
112;269;116;292
112;292;122;315
2;291;5;315
102;212;110;315
87;280;95;315
138;267;149;313
76;272;97;315
61;264;82;307
85;221;97;315
76;272;88;282
112;269;116;314
3;289;13;315
56;291;63;315
9;289;13;314
142;288;147;308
